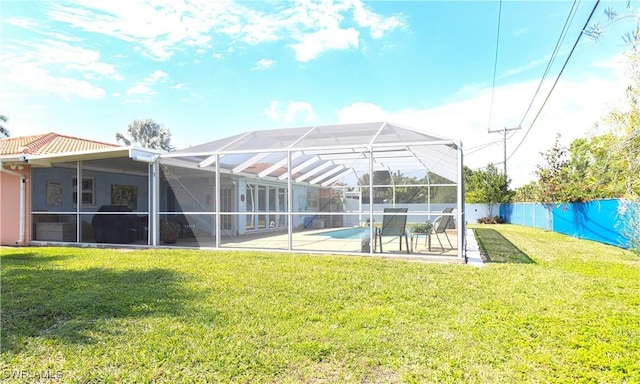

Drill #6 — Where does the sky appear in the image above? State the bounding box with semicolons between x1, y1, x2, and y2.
0;0;637;187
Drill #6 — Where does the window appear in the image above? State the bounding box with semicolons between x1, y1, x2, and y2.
307;189;319;211
72;177;95;206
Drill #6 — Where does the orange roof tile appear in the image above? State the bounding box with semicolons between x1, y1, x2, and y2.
0;132;119;157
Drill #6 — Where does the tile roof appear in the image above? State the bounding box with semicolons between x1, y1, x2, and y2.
0;132;119;157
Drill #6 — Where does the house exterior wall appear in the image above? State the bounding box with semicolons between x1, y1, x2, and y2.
31;167;150;213
0;164;31;246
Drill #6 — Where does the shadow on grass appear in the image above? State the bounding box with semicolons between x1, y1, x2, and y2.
0;252;72;265
473;227;535;264
1;264;193;352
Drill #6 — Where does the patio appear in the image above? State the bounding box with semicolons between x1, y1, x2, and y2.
153;226;461;260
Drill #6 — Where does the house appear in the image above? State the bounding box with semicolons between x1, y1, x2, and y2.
0;132;160;246
0;122;466;260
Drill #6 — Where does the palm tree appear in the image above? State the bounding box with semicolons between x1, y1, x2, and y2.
116;118;175;151
0;115;10;138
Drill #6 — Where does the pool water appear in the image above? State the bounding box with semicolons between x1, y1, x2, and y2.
316;227;371;239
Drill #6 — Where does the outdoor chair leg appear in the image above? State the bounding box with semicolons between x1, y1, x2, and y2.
434;232;444;250
404;234;409;253
444;233;453;249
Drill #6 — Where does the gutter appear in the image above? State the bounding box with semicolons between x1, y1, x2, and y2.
0;161;26;245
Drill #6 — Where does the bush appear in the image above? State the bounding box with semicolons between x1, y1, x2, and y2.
477;216;505;224
410;222;433;233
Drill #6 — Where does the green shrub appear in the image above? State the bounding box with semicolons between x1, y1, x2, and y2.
410;222;433;233
477;216;505;224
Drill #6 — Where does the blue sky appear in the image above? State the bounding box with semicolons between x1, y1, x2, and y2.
0;0;636;186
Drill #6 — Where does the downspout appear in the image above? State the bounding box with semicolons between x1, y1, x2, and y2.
0;162;26;245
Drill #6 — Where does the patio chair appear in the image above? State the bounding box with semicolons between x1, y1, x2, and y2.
375;208;410;253
431;207;454;251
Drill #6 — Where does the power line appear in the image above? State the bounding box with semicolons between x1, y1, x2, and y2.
487;0;503;131
507;0;601;162
518;0;580;128
467;129;519;156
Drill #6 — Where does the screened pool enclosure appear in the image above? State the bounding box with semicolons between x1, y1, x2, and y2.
156;122;465;260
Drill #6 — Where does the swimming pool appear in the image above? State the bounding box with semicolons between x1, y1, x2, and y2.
316;227;371;239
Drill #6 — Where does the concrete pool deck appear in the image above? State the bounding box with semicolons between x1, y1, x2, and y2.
160;226;467;263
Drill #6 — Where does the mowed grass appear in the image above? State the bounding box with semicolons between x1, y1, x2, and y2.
1;225;639;383
473;227;535;263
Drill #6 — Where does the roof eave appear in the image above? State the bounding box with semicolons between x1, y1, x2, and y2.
23;146;164;165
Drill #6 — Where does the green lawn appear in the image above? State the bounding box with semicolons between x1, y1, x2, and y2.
1;225;639;383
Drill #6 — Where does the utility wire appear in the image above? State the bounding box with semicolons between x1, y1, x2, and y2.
487;0;503;131
507;0;601;161
466;130;519;156
518;0;579;127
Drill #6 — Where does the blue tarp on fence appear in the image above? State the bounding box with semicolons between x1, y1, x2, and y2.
501;199;633;249
500;203;551;230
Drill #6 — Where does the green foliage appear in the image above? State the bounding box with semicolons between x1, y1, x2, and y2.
476;216;505;224
464;164;512;214
360;171;457;204
513;181;541;202
535;134;572;203
617;199;640;254
409;222;433;233
0;114;10;138
2;231;639;383
116;118;175;151
160;220;180;234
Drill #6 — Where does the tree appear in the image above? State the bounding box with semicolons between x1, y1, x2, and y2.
116;119;175;151
0;115;10;138
358;170;458;204
534;134;574;204
514;181;541;202
464;164;512;215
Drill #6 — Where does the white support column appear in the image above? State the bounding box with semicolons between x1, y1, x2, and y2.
215;154;221;248
152;160;160;246
368;146;375;254
456;141;465;261
76;161;82;243
147;162;152;245
287;150;293;251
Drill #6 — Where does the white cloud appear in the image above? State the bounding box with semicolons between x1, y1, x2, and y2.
291;27;359;62
285;101;315;122
286;0;402;61
145;70;169;83
351;0;404;38
498;56;548;79
265;101;281;121
337;102;389;123
125;84;154;95
0;39;117;99
251;59;276;71
124;69;170;101
5;17;39;29
41;0;404;62
265;100;315;122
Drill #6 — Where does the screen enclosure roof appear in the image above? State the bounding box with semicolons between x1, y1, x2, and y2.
161;122;461;186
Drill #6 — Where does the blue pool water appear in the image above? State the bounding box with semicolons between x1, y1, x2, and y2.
317;227;371;239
